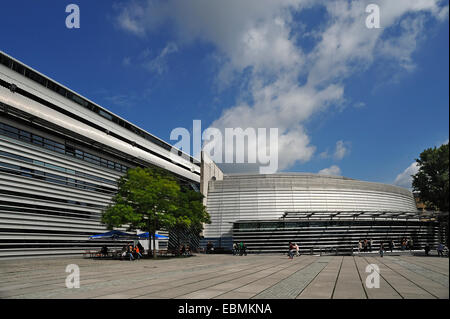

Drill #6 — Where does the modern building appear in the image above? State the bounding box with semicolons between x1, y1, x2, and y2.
0;51;200;258
201;162;443;253
0;51;445;259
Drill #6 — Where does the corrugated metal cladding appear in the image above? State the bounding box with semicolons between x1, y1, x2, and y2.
203;174;419;246
0;52;200;259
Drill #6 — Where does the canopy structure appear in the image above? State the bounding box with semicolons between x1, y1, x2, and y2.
137;232;169;240
89;230;140;240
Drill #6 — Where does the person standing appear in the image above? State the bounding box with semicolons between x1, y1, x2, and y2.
232;242;237;256
242;242;247;256
425;243;430;256
369;239;373;252
389;240;394;253
437;243;444;257
295;243;300;257
379;243;384;257
239;242;244;256
358;240;362;253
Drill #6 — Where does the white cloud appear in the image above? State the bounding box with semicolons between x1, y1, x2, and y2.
115;0;447;173
318;165;342;176
394;162;419;189
334;140;350;160
319;150;329;159
143;42;178;74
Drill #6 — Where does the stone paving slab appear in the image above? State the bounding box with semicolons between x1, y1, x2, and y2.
332;256;367;299
0;254;448;299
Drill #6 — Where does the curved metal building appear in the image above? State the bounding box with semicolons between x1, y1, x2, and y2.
202;173;440;252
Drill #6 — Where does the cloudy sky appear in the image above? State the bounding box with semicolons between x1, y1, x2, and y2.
1;0;448;188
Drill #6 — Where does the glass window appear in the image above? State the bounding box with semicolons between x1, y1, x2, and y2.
98;109;113;121
0;54;12;68
71;94;88;107
65;145;75;157
32;135;43;146
75;149;83;159
12;62;25;75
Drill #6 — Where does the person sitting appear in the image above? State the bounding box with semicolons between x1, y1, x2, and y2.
134;245;142;260
100;245;108;257
206;241;214;254
288;242;294;259
137;242;145;256
127;244;135;261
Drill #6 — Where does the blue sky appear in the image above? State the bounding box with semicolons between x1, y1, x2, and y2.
0;0;448;188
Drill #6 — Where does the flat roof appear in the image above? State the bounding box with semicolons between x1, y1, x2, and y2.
0;50;199;166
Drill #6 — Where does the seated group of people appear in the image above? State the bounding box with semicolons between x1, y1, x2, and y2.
121;242;144;261
179;244;192;256
205;241;214;254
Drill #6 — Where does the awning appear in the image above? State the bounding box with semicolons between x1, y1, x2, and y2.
89;230;139;240
137;232;169;239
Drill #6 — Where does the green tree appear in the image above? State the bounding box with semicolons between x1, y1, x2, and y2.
102;166;209;258
412;143;449;212
171;186;210;250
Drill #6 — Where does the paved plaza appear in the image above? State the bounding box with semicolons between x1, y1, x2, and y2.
0;254;448;299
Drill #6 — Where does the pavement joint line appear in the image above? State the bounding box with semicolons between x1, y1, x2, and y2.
4;259;270;299
213;256;316;299
360;256;403;299
1;258;266;298
368;256;438;299
128;258;284;299
294;257;332;299
71;260;276;299
162;258;300;299
296;256;342;299
385;256;449;288
352;256;369;299
396;256;449;276
331;255;344;299
253;257;327;299
1;255;448;299
250;257;318;299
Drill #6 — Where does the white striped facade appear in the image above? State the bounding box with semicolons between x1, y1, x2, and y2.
0;52;199;258
203;174;419;243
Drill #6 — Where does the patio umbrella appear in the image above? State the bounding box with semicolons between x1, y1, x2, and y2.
137;232;169;239
89;230;140;240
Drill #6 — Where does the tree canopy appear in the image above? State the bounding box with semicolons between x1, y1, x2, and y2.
102;166;210;257
412;143;449;212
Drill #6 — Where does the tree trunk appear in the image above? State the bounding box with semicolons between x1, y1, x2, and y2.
152;218;157;259
152;231;157;259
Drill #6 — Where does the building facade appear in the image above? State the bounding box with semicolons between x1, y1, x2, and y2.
0;51;200;258
201;172;442;252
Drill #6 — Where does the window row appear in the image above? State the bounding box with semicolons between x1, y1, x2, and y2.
0;149;116;185
0;121;128;173
0;189;104;209
0;161;116;195
0;52;198;165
